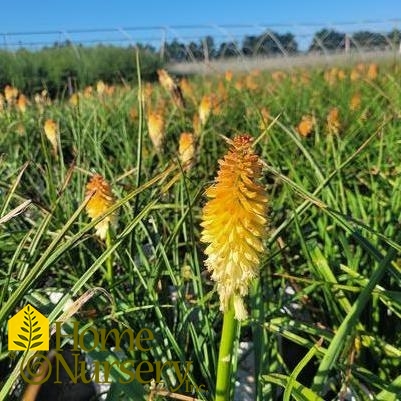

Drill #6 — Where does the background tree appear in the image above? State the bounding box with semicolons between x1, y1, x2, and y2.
309;29;346;52
187;41;203;61
242;31;298;56
258;32;298;55
242;35;258;55
164;39;187;62
217;41;240;58
203;35;217;59
352;31;389;50
388;29;401;49
278;32;298;54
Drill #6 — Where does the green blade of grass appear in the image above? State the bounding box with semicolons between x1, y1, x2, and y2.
312;246;397;394
264;372;324;401
283;338;323;401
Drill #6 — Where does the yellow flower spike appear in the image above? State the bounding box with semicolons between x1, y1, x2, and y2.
367;63;379;80
234;77;245;91
245;74;258;91
201;135;268;319
337;69;346;80
199;94;219;126
271;70;286;82
324;68;337;86
96;80;106;95
69;93;80;107
17;94;28;113
199;94;212;126
84;86;93;98
178;132;196;171
85;174;117;240
105;85;115;96
297;114;315;137
157;69;185;109
40;89;51;105
217;80;228;104
300;70;310;85
350;67;361;81
350;92;361;111
4;85;18;105
224;70;233;82
34;93;40;106
259;107;270;131
326;107;341;134
157;69;175;91
179;78;196;105
146;108;165;153
192;113;201;137
143;82;154;109
43;119;59;156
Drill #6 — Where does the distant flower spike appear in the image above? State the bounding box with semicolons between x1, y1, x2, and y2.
43;119;59;156
326;107;341;134
17;94;28;113
4;85;18;105
178;132;195;171
199;94;219;126
85;174;117;240
350;92;361;111
146;107;165;153
297;115;315;137
96;80;106;95
367;63;378;80
157;69;185;109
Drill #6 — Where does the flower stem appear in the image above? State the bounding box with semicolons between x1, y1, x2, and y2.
104;229;113;286
215;297;240;401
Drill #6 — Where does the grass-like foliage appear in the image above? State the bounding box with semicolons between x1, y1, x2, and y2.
0;58;401;400
0;45;162;97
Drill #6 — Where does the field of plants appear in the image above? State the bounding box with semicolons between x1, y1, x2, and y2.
0;56;401;401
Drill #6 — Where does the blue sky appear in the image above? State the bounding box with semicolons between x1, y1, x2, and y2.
1;0;400;50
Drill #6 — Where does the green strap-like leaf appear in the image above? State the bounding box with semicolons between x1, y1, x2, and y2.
264;373;324;401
